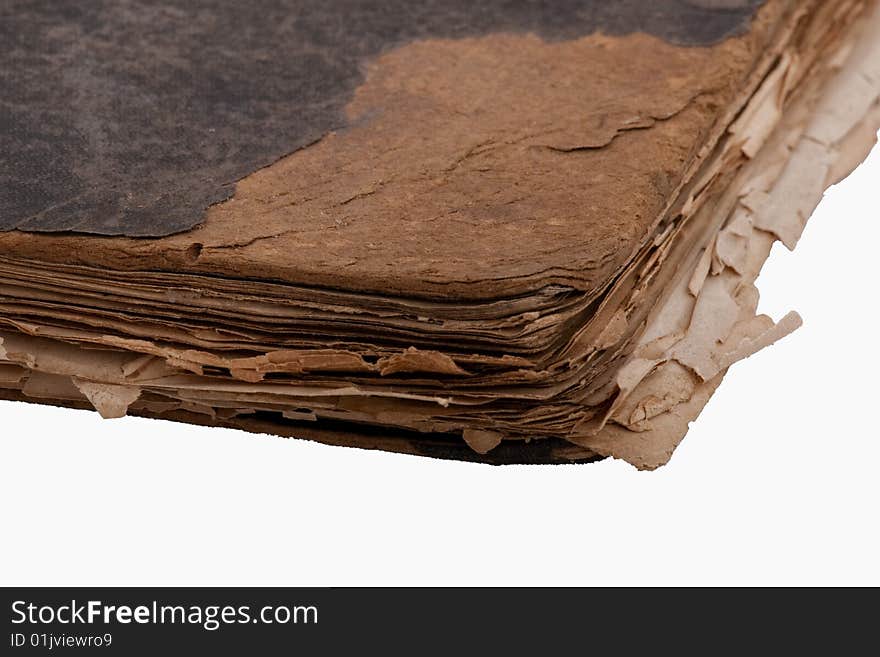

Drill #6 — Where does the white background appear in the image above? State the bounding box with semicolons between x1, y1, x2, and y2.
1;138;877;587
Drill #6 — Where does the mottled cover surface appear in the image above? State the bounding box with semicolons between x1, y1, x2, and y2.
1;0;763;236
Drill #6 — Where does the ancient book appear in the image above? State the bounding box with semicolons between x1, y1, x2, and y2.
1;0;878;468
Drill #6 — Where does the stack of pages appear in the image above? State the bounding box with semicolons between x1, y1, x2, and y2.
2;0;878;467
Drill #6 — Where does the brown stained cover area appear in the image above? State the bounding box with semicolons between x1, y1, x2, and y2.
0;2;785;300
184;31;763;299
1;1;766;236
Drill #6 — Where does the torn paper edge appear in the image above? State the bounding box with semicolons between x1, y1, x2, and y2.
572;2;880;469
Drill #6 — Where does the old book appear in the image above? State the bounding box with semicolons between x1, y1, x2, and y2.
1;0;878;468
